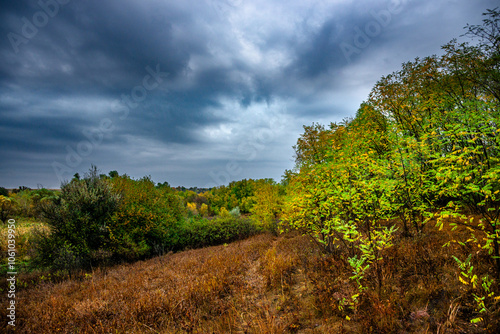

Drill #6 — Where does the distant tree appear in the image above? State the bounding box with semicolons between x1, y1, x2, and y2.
187;202;198;216
12;186;28;194
199;203;209;217
0;187;8;197
0;195;16;223
251;181;282;233
108;170;119;178
156;181;171;189
73;173;80;181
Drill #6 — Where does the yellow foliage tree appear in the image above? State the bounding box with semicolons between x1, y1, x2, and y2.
251;182;282;232
199;203;209;217
187;202;198;216
0;195;16;223
218;207;230;218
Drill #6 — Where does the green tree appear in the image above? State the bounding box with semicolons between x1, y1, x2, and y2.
250;180;282;232
108;175;184;258
293;122;334;168
0;187;8;197
283;122;398;301
108;170;119;178
38;166;120;270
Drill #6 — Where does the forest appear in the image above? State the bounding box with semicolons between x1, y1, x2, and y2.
1;8;500;333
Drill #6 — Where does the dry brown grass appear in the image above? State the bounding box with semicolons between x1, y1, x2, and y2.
1;218;499;333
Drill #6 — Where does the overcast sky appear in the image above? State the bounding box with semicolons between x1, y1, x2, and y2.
0;0;497;189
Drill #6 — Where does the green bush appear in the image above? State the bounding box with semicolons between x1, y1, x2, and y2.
173;216;260;250
36;166;121;271
33;166;261;271
107;175;185;259
13;188;58;219
35;166;190;270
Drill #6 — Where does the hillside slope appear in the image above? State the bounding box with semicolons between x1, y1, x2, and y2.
2;226;498;333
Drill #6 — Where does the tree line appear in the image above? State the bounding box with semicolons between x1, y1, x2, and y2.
280;8;500;321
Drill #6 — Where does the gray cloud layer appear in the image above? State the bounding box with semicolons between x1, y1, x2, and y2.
0;0;497;188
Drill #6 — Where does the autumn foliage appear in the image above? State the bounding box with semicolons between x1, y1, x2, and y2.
281;9;500;328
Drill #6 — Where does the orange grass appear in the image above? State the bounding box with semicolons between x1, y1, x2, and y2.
1;218;499;333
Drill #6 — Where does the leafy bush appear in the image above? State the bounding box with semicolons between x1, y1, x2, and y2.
173;216;260;250
107;175;185;259
12;188;58;219
34;166;190;270
36;166;120;271
0;195;16;223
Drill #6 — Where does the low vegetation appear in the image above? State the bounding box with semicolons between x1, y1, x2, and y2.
1;225;499;333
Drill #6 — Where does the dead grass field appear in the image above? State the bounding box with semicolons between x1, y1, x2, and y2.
1;219;499;333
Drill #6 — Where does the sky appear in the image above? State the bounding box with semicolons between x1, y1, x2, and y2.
0;0;497;189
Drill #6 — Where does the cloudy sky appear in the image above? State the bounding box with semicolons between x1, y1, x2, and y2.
0;0;496;189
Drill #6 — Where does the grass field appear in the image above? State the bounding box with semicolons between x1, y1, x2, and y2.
1;217;498;333
0;218;49;275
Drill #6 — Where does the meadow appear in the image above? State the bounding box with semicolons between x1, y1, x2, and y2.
0;214;499;333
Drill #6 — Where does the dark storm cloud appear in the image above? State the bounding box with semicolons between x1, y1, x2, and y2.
1;115;86;154
286;0;418;83
0;0;498;188
287;12;357;78
121;90;225;145
1;1;194;90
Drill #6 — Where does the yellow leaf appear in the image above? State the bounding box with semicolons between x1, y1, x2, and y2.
459;276;469;285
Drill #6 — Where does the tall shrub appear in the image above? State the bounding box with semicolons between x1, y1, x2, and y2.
108;175;185;259
37;166;120;270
